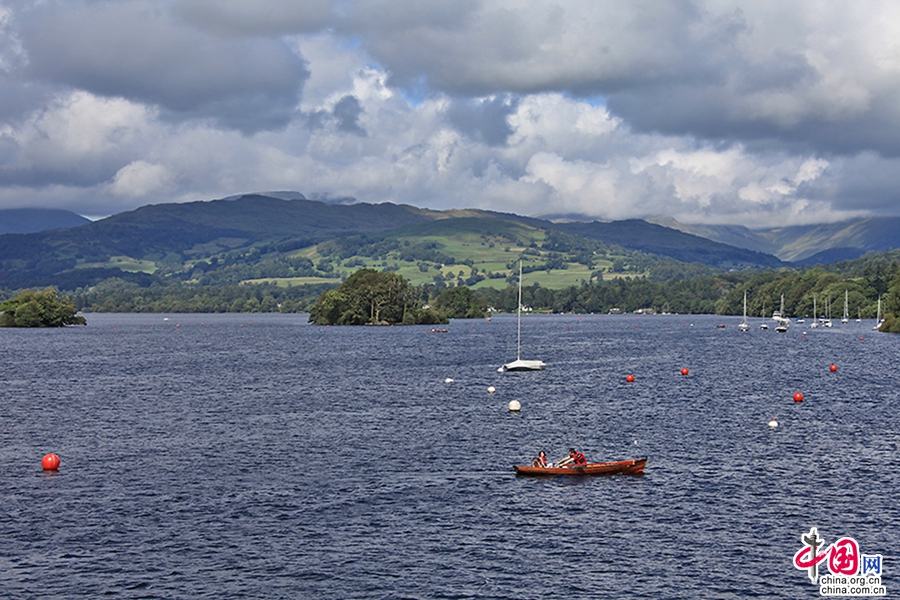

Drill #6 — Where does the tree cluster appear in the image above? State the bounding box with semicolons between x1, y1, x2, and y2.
308;269;447;325
0;288;86;327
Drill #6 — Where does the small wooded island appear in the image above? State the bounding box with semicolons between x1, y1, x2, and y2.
0;288;86;327
308;268;485;325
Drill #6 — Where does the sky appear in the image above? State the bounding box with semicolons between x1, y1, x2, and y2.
1;0;900;226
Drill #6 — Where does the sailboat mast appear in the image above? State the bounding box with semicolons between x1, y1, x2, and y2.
516;261;522;360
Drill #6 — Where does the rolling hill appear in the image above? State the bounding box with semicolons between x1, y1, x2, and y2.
0;193;789;290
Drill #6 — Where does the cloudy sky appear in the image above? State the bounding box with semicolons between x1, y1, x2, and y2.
1;0;899;226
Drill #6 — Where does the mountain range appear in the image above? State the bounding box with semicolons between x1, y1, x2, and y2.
0;208;90;234
644;215;900;263
1;193;898;291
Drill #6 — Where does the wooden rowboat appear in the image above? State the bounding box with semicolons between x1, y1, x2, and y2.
514;457;647;477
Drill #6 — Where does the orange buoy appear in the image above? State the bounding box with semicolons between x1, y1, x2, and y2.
793;392;804;403
829;364;837;372
680;368;689;376
41;453;60;471
626;374;635;383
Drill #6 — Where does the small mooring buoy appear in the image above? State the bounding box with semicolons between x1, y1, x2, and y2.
42;453;60;471
487;386;496;394
508;400;521;412
768;417;778;428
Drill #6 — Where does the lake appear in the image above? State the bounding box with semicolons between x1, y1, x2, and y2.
1;312;897;599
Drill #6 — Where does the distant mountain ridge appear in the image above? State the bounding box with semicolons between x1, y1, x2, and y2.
552;219;784;269
645;215;900;263
0;208;90;234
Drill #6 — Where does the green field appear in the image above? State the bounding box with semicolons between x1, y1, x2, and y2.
265;218;643;290
77;256;158;274
242;276;342;287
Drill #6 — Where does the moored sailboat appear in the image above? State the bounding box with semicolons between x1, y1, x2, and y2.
842;290;849;324
874;296;883;330
499;262;546;372
774;294;789;332
738;290;750;331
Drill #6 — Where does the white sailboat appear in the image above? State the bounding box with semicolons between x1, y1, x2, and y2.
874;296;883;330
822;296;832;327
738;290;750;331
775;294;789;332
810;295;818;328
842;290;849;324
499;262;546;372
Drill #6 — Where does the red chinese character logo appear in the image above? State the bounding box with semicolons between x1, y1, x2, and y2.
829;538;859;575
794;530;861;584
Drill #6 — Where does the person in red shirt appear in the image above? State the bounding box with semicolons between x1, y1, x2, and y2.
558;448;587;467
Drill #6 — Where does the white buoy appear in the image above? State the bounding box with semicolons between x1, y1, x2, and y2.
508;400;521;412
768;417;778;428
487;386;496;394
444;378;454;383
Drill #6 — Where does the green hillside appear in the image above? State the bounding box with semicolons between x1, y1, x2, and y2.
261;216;646;290
0;194;754;291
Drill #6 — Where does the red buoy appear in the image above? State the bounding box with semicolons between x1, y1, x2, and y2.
680;368;689;376
626;374;635;383
829;364;838;372
41;453;60;471
793;392;804;403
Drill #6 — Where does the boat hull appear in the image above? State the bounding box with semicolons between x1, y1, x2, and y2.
514;457;647;477
499;359;546;372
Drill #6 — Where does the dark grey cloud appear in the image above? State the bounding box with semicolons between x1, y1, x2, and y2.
799;153;900;212
445;95;519;146
174;0;333;37
340;1;900;162
18;0;309;133
343;1;733;96
333;95;366;136
306;94;366;136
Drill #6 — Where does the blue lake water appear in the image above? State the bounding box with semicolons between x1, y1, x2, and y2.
1;312;897;599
